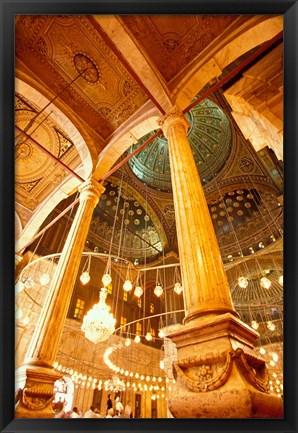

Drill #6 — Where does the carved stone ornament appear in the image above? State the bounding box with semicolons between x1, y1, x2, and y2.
173;348;269;393
231;347;270;393
19;381;54;411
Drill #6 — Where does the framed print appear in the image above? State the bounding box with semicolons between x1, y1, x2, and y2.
0;1;297;433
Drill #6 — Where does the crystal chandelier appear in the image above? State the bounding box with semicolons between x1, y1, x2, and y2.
104;374;126;392
81;287;116;343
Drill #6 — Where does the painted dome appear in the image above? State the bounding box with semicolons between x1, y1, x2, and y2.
128;98;231;191
88;181;162;263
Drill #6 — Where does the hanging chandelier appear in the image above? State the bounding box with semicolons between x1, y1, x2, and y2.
104;374;126;392
81;287;116;343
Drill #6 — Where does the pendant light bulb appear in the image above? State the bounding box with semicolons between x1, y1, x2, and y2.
251;320;259;330
154;284;163;297
80;271;90;285
102;273;112;287
260;276;271;289
40;273;50;286
123;280;133;292
134;286;143;298
174;282;183;294
238;276;248;288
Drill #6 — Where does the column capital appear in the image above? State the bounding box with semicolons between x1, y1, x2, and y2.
157;105;190;139
78;177;105;205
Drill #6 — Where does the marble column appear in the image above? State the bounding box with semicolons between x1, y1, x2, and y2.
158;106;283;418
15;178;104;418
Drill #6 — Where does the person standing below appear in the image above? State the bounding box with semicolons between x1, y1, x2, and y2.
70;407;81;418
106;394;113;414
106;408;114;418
124;400;132;418
84;404;100;418
115;396;123;416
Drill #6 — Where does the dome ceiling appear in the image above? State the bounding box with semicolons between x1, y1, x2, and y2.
87;180;162;263
209;188;283;256
209;188;262;234
231;268;283;306
128;98;231;192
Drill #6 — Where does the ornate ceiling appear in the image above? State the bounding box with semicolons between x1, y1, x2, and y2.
15;15;149;142
15;14;283;269
119;15;239;83
128;98;231;192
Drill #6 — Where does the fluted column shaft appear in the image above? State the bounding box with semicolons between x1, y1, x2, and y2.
23;178;104;367
159;106;236;323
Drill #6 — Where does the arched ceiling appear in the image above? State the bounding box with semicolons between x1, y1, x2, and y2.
14;14;283;271
118;15;239;84
15;92;84;213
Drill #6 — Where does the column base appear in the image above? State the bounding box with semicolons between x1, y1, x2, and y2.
166;313;283;418
15;365;61;418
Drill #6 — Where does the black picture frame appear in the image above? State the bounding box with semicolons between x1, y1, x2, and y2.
0;1;297;432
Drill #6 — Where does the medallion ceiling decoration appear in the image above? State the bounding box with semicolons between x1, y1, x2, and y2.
127;98;231;192
87;181;162;263
119;15;239;83
15;94;77;211
15;15;148;141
